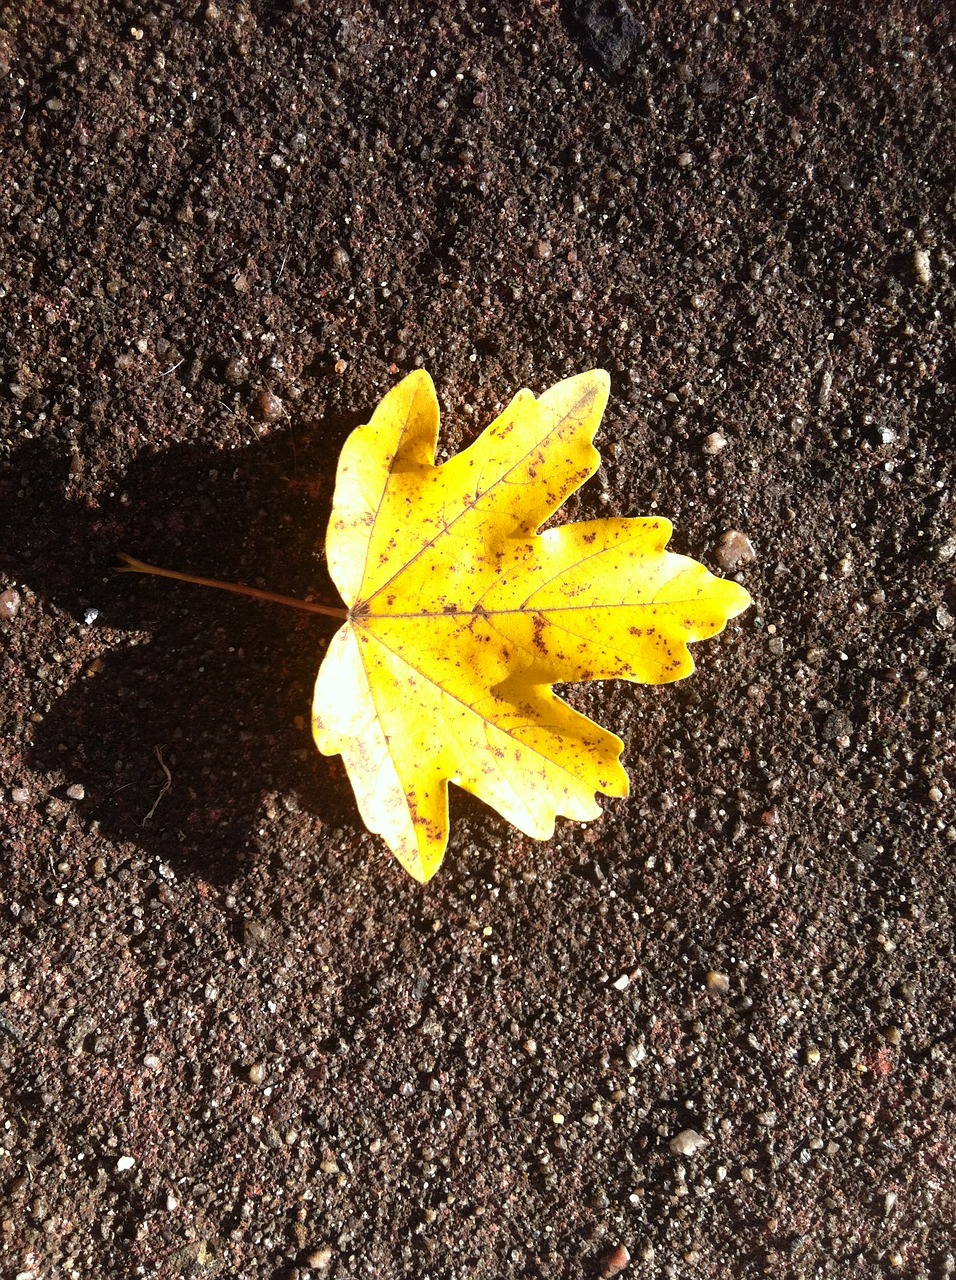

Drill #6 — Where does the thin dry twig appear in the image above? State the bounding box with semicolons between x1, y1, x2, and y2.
143;745;172;824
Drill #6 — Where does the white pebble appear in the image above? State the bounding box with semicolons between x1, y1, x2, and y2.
703;431;728;456
624;1042;646;1067
669;1128;708;1157
913;247;931;285
116;1155;136;1172
714;529;756;570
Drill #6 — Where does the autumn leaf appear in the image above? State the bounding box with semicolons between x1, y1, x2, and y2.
120;370;749;883
312;370;750;883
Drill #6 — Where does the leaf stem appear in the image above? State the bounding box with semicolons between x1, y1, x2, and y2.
117;554;348;621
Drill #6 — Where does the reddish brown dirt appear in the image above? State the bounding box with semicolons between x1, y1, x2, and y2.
1;3;954;1278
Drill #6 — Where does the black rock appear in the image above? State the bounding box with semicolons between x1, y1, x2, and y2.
565;0;646;77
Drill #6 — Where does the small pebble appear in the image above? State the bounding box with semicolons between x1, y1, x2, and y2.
224;355;248;384
534;239;553;260
669;1128;708;1157
302;1246;333;1269
913;247;931;285
246;1062;267;1085
611;973;630;991
676;151;694;167
66;783;85;801
331;245;350;269
11;787;30;804
83;608;100;625
705;970;730;993
242;918;269;947
821;710;851;742
624;1042;645;1068
253;389;284;422
601;1243;631;1277
116;1155;135;1172
804;1045;821;1065
714;529;756;570
702;431;727;456
0;588;21;622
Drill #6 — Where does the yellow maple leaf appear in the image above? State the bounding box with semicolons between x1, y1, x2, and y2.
312;369;750;883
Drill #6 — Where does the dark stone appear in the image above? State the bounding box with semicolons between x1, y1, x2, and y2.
564;0;646;77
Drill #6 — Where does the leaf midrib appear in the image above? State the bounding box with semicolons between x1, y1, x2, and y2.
355;597;700;621
361;382;601;609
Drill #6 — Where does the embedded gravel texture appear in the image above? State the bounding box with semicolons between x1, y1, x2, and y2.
1;3;955;1278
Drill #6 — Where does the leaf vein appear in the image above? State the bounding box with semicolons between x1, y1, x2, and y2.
360;390;597;607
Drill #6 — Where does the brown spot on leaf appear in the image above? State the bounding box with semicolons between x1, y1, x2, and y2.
531;612;548;652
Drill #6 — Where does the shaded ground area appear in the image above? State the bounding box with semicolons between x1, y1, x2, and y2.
1;2;954;1277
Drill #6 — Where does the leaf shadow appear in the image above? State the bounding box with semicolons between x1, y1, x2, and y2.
0;412;365;884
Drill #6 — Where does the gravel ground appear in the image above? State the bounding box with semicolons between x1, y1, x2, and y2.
1;2;955;1278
